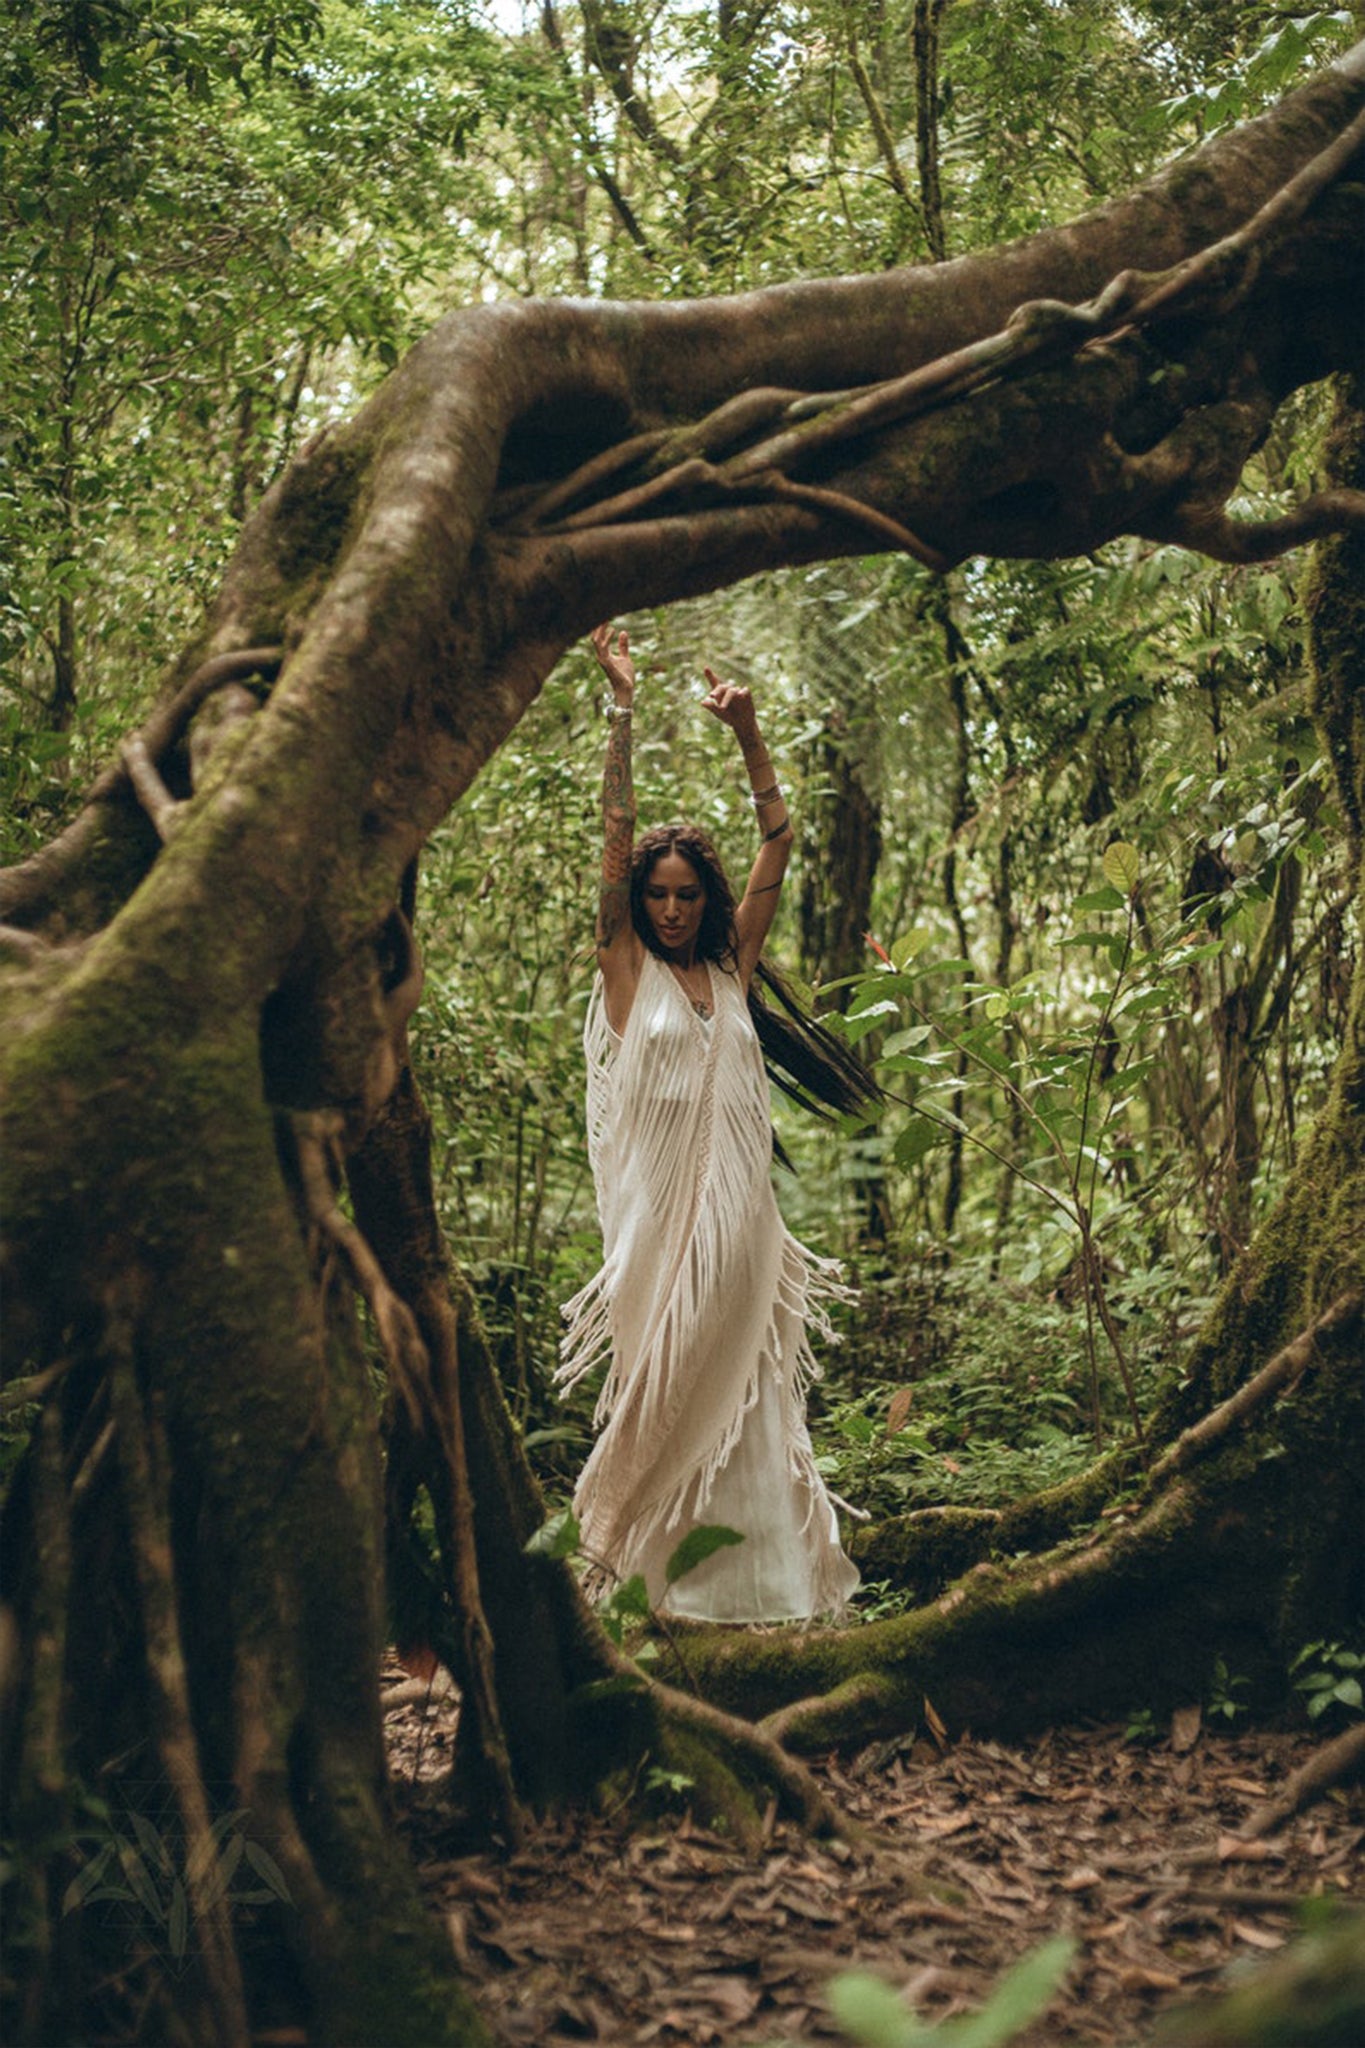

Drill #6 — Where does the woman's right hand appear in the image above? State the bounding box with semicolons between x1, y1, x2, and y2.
592;622;636;707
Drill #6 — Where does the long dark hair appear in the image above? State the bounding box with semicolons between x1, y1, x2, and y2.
629;824;878;1130
630;824;738;971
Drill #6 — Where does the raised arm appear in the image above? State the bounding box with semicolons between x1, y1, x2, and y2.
592;623;643;1026
701;669;793;990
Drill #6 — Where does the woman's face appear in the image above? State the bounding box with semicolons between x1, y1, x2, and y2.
642;849;707;958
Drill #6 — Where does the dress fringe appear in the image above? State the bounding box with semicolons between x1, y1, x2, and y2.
556;955;860;1621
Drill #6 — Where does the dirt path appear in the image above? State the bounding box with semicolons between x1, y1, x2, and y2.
386;1678;1363;2045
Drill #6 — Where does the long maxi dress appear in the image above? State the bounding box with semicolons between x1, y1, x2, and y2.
557;949;860;1622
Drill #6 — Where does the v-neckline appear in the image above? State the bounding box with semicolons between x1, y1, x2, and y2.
664;955;715;1024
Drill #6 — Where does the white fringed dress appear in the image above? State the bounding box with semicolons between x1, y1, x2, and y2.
557;950;860;1622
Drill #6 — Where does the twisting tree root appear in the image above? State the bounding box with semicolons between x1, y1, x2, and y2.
1148;1291;1364;1489
293;1067;528;1845
0;646;282;924
10;1403;69;2048
1240;1722;1365;1841
495;99;1365;584
291;1111;431;1428
105;1288;251;2048
639;1664;850;1841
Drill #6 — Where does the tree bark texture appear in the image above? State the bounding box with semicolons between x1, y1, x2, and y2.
3;46;1365;2044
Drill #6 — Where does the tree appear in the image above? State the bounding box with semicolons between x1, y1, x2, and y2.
3;36;1364;2046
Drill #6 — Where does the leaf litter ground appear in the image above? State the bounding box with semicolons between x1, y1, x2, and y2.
385;1668;1364;2045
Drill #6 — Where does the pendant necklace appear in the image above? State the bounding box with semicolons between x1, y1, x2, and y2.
671;960;713;1020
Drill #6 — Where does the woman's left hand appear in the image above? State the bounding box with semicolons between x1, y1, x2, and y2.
701;668;759;743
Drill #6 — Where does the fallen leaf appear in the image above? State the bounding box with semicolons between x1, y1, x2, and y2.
886;1387;915;1434
1218;1834;1283;1863
1060;1867;1102;1892
1170;1705;1202;1754
445;1907;471;1969
1232;1920;1286;1951
1117;1965;1185;1993
681;1977;760;2023
917;1812;976;1839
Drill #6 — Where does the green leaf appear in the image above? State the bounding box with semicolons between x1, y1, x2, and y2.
569;1672;649;1707
891;927;933;969
949;1936;1076;2048
239;1840;294;1906
1117;989;1175;1019
894;1117;946;1168
131;1812;173;1873
1073;885;1125;914
121;1847;164;1917
880;1025;933;1058
828;1969;931;2047
665;1524;744;1585
168;1879;189;1958
524;1506;581;1559
63;1843;119;1912
844;997;903;1037
1101;841;1141;896
200;1831;245;1911
521;1424;586;1451
605;1573;652;1619
880;1052;953;1079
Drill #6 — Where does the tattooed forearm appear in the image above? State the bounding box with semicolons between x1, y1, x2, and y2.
597;711;635;949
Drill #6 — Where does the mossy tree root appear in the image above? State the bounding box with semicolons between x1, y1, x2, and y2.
0;999;496;2045
348;1064;870;1850
853;1289;1361;1603
4;58;1365;2042
665;1306;1364;1750
850;1453;1133;1601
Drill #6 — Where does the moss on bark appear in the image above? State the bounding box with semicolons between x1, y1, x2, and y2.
1;944;492;2042
5;57;1365;2036
852;1454;1134;1598
833;378;1365;1718
666;1318;1363;1750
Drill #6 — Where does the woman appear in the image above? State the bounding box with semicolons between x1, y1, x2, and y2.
557;621;862;1623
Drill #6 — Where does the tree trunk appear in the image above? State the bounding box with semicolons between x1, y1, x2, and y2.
656;379;1365;1749
3;49;1365;2039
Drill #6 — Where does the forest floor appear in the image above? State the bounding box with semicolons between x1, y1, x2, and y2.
384;1666;1365;2047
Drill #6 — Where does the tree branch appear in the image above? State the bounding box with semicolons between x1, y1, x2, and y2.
1147;490;1365;562
0;647;282;923
846;22;924;240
